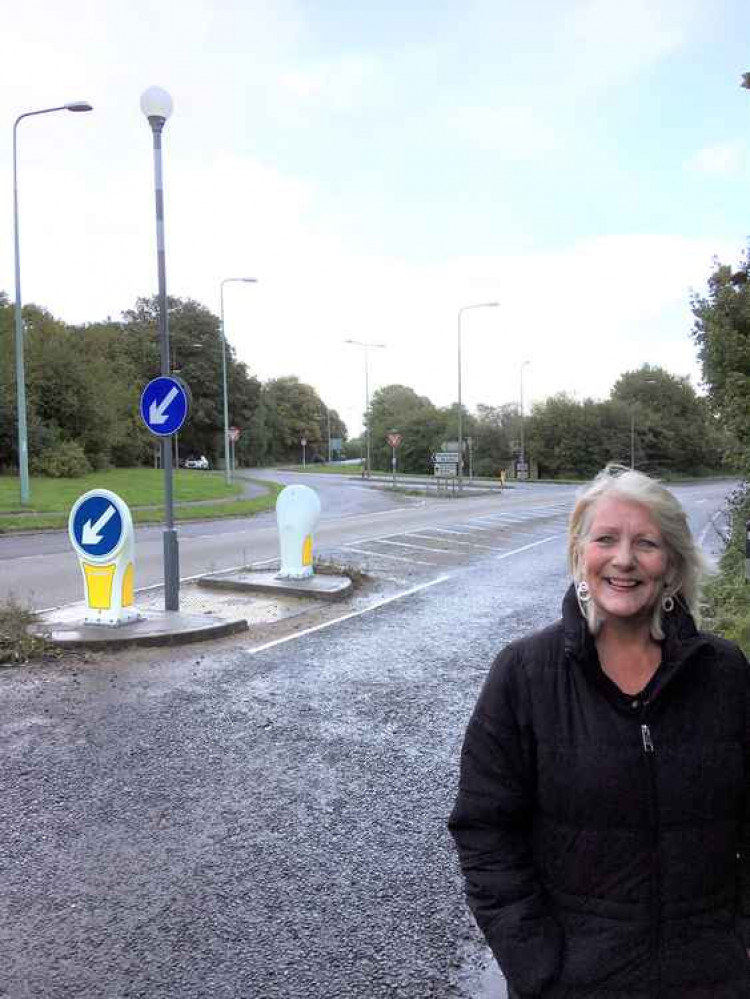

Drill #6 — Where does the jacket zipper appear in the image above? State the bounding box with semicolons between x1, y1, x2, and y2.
641;722;660;997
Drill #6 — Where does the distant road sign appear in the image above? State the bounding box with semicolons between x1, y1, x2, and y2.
435;452;460;463
387;433;402;448
228;426;241;442
140;376;190;437
434;463;458;477
69;489;128;561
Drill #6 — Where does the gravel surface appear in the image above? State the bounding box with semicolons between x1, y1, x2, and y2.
1;480;733;999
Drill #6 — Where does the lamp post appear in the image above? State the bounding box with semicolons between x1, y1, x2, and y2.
141;85;180;611
519;359;530;478
345;339;385;477
457;302;498;491
12;100;93;505
220;277;257;484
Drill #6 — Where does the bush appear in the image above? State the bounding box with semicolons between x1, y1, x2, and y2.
31;440;92;478
701;484;750;655
0;596;53;665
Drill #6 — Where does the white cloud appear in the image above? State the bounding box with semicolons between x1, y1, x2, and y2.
688;143;744;176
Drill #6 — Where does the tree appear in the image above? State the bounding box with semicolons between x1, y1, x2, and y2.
691;256;750;469
368;385;447;473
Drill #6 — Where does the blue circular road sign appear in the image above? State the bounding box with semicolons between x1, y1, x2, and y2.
69;490;129;561
140;375;190;437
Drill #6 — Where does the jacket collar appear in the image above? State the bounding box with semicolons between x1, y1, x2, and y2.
561;582;709;677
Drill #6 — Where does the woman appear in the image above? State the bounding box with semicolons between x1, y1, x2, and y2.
449;464;750;998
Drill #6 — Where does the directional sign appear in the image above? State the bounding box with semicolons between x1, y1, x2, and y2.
434;464;457;477
139;376;190;437
69;489;129;561
435;452;460;463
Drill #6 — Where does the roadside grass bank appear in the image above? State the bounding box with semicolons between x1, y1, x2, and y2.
0;471;282;534
701;485;750;655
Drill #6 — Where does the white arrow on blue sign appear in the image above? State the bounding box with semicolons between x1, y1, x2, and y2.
139;375;190;437
69;490;127;561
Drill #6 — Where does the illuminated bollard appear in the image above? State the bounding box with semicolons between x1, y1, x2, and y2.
276;485;321;579
68;489;142;626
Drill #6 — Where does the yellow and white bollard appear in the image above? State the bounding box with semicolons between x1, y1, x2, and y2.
276;485;321;579
68;489;142;626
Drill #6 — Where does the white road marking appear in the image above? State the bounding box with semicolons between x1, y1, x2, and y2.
495;535;560;560
371;538;458;555
246;575;453;654
406;532;505;552
248;533;567;654
342;546;433;566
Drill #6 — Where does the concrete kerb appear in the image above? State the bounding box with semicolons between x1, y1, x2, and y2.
198;569;353;601
28;565;355;650
28;605;249;651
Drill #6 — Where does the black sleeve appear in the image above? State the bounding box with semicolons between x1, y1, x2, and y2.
448;643;562;996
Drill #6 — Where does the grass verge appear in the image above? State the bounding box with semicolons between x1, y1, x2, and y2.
0;476;282;533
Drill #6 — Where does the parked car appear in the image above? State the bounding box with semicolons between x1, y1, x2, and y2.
184;455;210;470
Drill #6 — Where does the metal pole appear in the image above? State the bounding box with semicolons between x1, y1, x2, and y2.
630;411;635;469
149;116;179;612
364;348;371;478
12;116;30;505
220;282;231;485
327;406;332;463
457;302;498;493
457;310;463;492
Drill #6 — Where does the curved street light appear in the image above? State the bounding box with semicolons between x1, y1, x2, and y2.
457;302;498;491
12;100;93;504
220;278;257;484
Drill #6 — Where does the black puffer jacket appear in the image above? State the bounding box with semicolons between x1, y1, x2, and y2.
448;586;750;998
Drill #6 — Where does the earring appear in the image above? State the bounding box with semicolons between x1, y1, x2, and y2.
662;594;675;613
576;580;591;603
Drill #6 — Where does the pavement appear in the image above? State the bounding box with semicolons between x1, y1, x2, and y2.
29;566;353;651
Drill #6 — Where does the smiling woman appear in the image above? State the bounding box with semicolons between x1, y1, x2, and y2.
449;464;750;998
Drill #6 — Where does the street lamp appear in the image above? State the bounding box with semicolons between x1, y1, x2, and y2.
519;359;530;478
344;339;386;477
220;277;257;484
12;99;93;504
457;302;498;491
141;84;180;612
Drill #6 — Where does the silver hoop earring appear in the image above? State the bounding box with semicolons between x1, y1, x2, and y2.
662;594;674;613
576;580;591;603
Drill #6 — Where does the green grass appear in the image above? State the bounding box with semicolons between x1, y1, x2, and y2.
281;462;364;475
0;468;242;513
0;471;282;533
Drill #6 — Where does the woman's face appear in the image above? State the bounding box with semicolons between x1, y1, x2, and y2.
581;495;670;627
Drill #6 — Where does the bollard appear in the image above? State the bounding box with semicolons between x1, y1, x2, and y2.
68;489;142;626
276;484;322;579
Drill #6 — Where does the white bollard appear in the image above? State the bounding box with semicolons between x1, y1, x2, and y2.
276;485;321;579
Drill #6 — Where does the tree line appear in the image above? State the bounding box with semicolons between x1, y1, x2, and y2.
362;364;730;478
1;247;747;480
0;293;346;476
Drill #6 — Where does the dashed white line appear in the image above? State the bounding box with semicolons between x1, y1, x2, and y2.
342;546;433;566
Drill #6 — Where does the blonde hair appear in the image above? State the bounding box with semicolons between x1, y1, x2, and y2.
568;464;708;638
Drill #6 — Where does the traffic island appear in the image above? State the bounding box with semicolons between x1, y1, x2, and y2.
28;604;248;651
198;569;353;601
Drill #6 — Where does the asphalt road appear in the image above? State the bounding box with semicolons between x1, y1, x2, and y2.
0;475;576;610
0;478;737;999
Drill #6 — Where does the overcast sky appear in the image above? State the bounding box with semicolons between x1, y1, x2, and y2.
2;0;750;437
